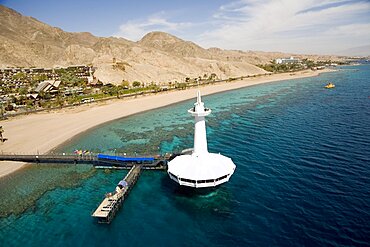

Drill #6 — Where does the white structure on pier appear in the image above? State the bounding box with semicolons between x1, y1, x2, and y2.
167;91;236;188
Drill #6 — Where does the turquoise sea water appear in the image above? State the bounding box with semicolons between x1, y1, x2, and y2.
0;65;369;246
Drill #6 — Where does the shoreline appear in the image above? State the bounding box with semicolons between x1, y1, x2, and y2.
0;69;333;178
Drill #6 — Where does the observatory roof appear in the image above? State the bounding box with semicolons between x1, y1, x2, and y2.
168;153;235;180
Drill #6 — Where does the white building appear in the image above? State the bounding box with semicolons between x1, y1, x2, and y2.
167;91;236;188
275;56;300;64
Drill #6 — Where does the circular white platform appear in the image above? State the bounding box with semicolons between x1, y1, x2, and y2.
167;153;236;188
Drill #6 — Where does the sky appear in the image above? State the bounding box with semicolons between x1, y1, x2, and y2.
1;0;370;55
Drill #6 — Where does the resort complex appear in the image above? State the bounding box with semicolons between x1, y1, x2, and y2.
0;2;369;247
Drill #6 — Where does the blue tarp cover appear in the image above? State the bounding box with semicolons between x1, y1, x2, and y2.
118;180;128;187
97;154;154;162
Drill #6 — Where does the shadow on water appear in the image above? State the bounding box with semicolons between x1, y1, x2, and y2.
160;175;235;218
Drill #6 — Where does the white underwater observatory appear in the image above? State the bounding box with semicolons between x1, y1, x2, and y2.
167;91;236;188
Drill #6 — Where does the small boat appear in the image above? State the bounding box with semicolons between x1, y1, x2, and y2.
325;82;335;89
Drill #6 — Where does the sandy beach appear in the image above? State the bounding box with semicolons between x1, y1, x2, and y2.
0;69;331;178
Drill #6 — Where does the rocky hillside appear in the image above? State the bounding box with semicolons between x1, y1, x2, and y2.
0;5;345;84
138;31;212;59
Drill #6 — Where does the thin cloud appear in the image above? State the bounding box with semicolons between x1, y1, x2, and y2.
114;12;193;41
197;0;370;54
297;0;360;14
113;1;370;54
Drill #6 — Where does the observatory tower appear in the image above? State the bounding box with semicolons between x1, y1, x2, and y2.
167;91;236;188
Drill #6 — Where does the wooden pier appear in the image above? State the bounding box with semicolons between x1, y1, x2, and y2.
92;164;142;224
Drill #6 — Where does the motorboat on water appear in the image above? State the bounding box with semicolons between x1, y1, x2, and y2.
325;82;335;89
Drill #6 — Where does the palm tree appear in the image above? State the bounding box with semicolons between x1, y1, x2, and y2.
0;126;4;142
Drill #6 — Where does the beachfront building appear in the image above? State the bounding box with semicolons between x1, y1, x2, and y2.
35;80;61;94
167;91;236;188
275;56;300;64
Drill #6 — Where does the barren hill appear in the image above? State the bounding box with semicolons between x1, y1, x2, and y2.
0;5;345;84
139;31;212;59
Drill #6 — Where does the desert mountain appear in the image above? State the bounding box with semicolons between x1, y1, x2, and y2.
139;31;212;59
337;45;370;57
0;5;345;84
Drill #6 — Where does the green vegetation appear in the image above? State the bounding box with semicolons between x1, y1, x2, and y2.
12;72;27;81
257;63;303;73
59;70;85;87
18;87;28;95
31;74;47;86
121;80;130;88
227;77;237;82
258;59;349;73
132;81;141;87
175;83;187;90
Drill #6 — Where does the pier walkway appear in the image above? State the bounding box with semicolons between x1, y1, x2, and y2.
0;152;175;223
0;153;97;164
92;164;142;223
0;153;171;170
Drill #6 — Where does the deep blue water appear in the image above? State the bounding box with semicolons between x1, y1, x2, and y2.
0;65;369;246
